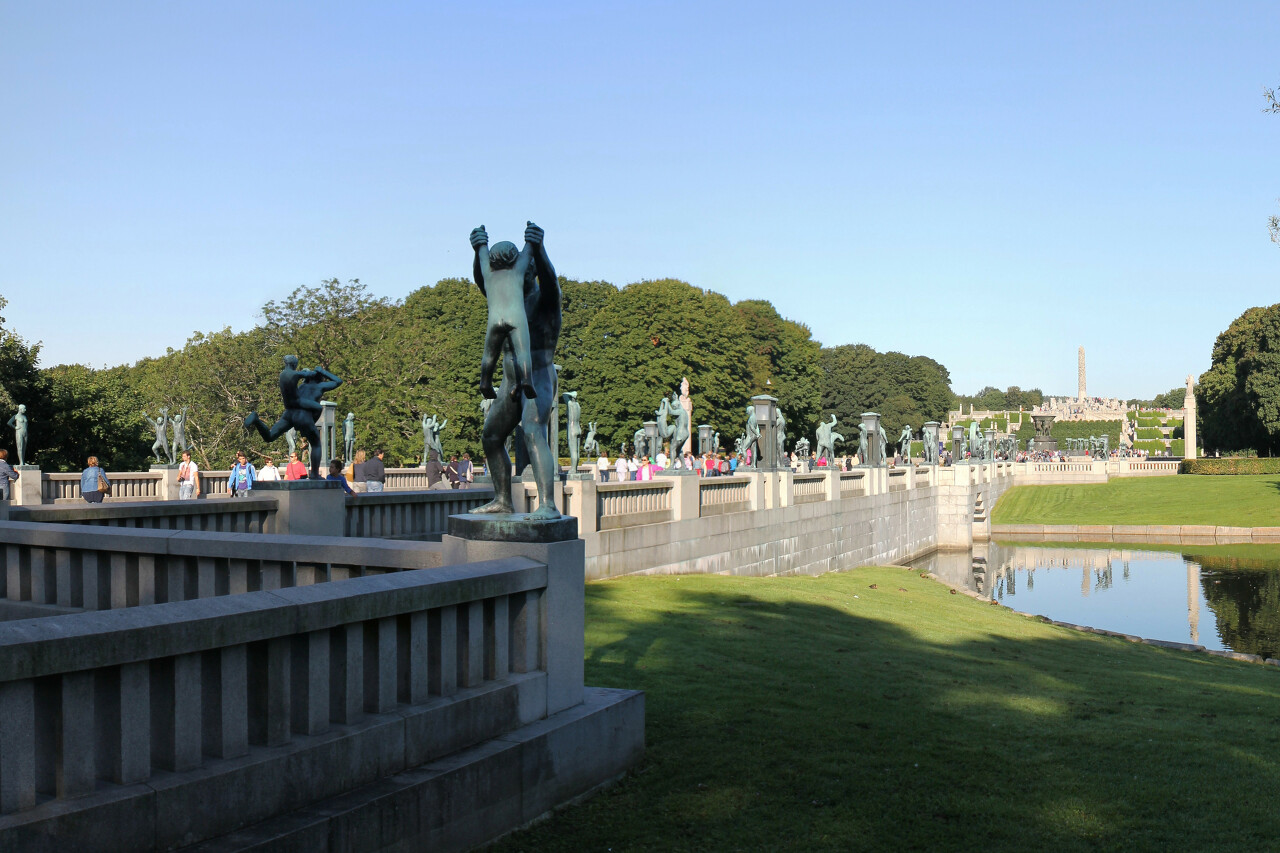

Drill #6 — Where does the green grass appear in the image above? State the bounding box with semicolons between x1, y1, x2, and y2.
494;569;1280;852
991;474;1280;527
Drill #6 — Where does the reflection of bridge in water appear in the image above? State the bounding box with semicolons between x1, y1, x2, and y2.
913;543;1203;644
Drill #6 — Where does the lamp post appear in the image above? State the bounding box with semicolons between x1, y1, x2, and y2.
861;412;883;467
923;421;940;464
697;424;713;458
951;424;964;462
642;421;659;463
984;427;998;462
320;401;338;469
751;395;778;470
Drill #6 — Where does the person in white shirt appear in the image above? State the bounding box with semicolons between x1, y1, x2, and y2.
627;456;639;481
258;456;281;482
597;454;610;482
177;451;200;500
615;455;628;483
656;451;668;469
638;456;654;481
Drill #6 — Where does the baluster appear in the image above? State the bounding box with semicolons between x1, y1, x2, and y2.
96;662;150;784
81;552;104;610
55;549;74;607
329;624;363;724
457;601;485;688
151;653;202;771
363;617;397;713
429;606;457;697
509;589;541;673
398;611;429;705
137;553;157;606
292;631;330;735
486;596;509;680
0;680;34;812
57;671;95;798
29;548;53;605
248;638;291;747
202;646;248;759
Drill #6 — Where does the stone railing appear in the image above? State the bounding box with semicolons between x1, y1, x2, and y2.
0;552;553;849
596;480;674;530
42;471;163;503
839;469;868;497
887;468;909;492
384;467;433;490
8;497;276;534
698;476;752;516
0;521;444;613
793;472;828;504
343;487;495;539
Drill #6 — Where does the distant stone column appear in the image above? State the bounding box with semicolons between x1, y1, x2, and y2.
1183;375;1197;460
1187;561;1200;645
1078;346;1086;401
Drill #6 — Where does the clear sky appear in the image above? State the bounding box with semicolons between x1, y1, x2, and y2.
2;1;1277;400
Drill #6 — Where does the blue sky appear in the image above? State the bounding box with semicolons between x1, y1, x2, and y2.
2;1;1277;399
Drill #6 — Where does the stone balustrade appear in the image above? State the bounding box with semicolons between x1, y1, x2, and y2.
0;521;444;615
0;552;556;850
596;480;674;530
343;487;495;538
792;472;828;503
9;497;277;533
698;475;752;516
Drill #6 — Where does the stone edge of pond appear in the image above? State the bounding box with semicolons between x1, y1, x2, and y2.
991;523;1280;545
914;569;1280;670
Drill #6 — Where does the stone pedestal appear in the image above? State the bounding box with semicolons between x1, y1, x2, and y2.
861;412;883;466
151;464;181;501
443;515;583;716
11;466;41;506
254;480;346;536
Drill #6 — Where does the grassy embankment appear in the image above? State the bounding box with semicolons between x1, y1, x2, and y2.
495;568;1280;852
991;474;1280;527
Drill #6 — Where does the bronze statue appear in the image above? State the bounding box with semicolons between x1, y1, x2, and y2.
6;404;28;466
471;224;538;401
145;408;173;464
244;356;343;479
472;222;562;518
563;392;582;471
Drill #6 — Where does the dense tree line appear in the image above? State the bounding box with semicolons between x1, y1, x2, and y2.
954;385;1044;412
1197;303;1280;456
1;278;960;471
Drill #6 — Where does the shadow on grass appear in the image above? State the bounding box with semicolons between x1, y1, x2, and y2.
495;572;1280;853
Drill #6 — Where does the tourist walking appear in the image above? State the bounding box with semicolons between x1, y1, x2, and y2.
81;456;111;503
615;454;627;483
284;451;307;480
598;453;610;482
364;449;386;492
457;452;473;488
445;454;461;489
177;451;201;499
425;453;444;488
229;452;256;497
627;455;639;481
0;449;17;501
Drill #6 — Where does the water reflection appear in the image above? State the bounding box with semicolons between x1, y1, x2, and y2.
907;542;1280;658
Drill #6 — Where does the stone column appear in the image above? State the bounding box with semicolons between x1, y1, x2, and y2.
1183;376;1197;460
1078;346;1086;401
697;424;713;458
255;480;347;536
861;412;883;467
319;401;338;469
152;465;180;501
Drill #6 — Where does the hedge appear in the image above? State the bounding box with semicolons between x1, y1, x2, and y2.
1170;439;1185;457
1135;428;1165;440
1136;418;1164;428
1133;439;1168;453
1180;457;1280;474
1166;419;1183;428
1126;411;1138;421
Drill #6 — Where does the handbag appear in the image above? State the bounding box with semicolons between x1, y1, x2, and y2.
97;472;111;496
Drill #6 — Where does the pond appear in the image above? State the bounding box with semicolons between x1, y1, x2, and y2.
908;541;1280;658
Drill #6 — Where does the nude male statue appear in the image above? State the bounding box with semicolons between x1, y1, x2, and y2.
244;356;343;479
145;408;173;464
472;221;562;518
470;224;539;401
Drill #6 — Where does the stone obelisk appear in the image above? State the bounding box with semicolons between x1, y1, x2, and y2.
1077;346;1086;401
1183;374;1197;460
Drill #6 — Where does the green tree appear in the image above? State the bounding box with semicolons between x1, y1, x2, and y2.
0;295;49;463
575;280;755;453
733;299;823;447
819;345;954;453
1198;303;1280;455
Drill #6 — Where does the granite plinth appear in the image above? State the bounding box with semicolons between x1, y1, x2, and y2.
656;467;698;477
1029;438;1059;453
253;479;343;490
448;512;578;543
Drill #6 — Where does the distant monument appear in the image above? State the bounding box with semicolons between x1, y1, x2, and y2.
1184;375;1197;459
1078;346;1086;401
145;408;173;464
679;377;693;455
244;356;344;479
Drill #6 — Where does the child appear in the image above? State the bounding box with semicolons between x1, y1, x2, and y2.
470;224;538;400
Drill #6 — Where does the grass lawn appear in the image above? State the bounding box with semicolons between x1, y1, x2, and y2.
991;474;1280;527
494;568;1280;852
